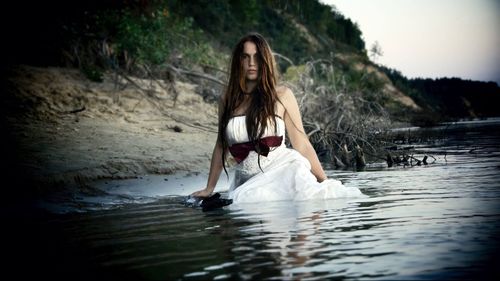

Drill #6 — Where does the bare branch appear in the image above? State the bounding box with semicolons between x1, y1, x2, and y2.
167;64;226;86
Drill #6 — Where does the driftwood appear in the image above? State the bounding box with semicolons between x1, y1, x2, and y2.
333;155;346;168
62;106;86;114
288;58;392;170
386;150;436;167
354;145;366;168
333;143;366;169
340;143;351;167
116;71;217;133
167;64;226;86
273;52;295;66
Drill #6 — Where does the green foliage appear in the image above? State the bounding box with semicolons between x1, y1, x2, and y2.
81;64;104;82
166;0;366;66
15;0;367;76
118;11;174;63
338;62;385;99
109;7;223;67
270;0;366;52
282;65;307;83
55;2;227;73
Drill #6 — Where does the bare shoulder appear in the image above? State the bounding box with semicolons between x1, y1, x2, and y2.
276;85;295;102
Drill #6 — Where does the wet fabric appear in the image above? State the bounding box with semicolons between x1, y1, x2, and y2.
226;116;365;204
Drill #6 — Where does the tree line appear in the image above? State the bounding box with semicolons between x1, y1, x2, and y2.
380;66;500;124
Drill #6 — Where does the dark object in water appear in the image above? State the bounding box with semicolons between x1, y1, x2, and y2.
200;193;232;212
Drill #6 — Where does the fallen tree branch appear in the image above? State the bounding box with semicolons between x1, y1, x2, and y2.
116;71;217;133
62;106;86;114
167;64;226;86
273;52;294;66
306;122;322;137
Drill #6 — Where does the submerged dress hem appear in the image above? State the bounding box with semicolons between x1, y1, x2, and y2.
225;116;365;204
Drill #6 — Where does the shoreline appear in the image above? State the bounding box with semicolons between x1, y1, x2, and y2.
35;170;233;214
3;65;218;199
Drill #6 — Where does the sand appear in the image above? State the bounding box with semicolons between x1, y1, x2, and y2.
2;65;219;197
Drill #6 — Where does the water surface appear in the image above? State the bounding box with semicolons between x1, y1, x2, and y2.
4;119;500;280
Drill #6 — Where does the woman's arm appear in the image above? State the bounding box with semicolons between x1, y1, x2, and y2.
280;87;328;182
191;138;224;197
191;97;226;197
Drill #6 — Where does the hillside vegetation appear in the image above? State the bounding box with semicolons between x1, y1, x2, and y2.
4;0;499;168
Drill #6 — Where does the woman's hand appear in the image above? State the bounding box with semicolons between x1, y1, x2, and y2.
191;188;212;198
317;176;327;183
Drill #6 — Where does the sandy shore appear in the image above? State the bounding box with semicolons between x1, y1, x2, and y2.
2;65;219;197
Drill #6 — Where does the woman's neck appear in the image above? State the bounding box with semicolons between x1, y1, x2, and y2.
245;80;257;93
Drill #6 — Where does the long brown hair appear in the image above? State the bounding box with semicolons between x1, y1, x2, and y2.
219;33;279;172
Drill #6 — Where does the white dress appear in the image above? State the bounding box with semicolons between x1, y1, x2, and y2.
226;116;365;204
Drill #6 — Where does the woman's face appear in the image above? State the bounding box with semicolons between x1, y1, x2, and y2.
241;41;259;81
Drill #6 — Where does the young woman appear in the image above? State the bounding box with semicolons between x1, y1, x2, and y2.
192;33;363;203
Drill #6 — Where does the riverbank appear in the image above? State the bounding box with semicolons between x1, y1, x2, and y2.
2;65;218;199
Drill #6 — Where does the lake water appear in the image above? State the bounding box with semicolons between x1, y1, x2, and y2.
4;119;500;280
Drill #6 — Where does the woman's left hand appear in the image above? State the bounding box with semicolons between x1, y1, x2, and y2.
317;176;327;183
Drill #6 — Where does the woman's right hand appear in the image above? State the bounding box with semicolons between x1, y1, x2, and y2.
191;188;212;198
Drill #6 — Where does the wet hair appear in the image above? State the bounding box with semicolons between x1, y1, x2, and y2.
219;32;279;173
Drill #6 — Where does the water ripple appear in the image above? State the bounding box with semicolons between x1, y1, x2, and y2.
22;120;500;280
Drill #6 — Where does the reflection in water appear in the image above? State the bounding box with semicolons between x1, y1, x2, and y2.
3;119;500;280
228;200;359;280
